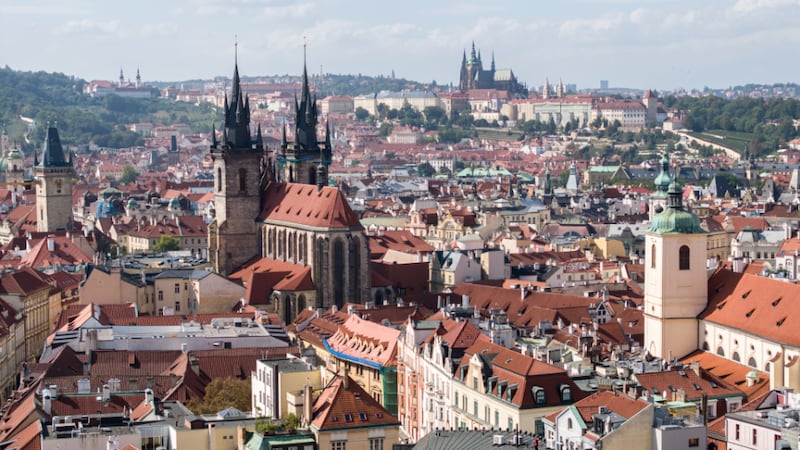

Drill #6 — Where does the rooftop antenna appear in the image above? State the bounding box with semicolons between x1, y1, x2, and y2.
234;34;238;65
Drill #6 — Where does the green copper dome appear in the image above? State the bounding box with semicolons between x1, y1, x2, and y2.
127;198;139;210
0;157;7;173
653;154;673;193
6;148;22;160
648;181;705;235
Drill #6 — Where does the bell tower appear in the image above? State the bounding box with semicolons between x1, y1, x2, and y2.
644;181;708;360
35;124;74;232
209;51;265;276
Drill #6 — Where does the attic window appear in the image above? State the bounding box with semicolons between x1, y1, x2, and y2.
717;301;727;310
376;412;383;418
772;297;782;307
344;413;353;422
742;290;751;299
331;415;338;422
746;309;755;318
710;381;718;388
678;370;687;377
668;385;676;393
359;412;368;421
777;317;787;327
693;383;701;390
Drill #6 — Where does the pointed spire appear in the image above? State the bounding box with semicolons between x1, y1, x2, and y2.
256;123;263;145
211;123;217;147
491;51;496;72
40;123;69;167
470;41;476;60
281;122;287;148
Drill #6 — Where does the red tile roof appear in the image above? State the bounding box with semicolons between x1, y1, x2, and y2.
702;269;800;347
310;376;400;431
259;182;362;229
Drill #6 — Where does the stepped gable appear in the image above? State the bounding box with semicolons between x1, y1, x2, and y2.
259;182;362;229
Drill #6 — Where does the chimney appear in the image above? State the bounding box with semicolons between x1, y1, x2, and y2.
189;355;200;375
691;362;701;376
144;388;154;406
102;384;111;402
47;235;55;252
303;383;313;426
42;390;52;415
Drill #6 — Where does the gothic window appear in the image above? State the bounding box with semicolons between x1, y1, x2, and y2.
239;168;247;193
651;244;656;269
217;168;222;192
349;236;362;302
716;347;725;357
679;245;690;270
732;352;740;362
333;238;345;309
748;357;757;368
55;179;63;194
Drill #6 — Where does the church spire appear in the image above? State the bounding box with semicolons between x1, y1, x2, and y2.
40;122;70;168
295;38;318;151
491;51;496;72
119;67;124;86
221;38;252;150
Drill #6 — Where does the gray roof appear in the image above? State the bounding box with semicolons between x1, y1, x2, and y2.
412;429;537;449
153;269;213;280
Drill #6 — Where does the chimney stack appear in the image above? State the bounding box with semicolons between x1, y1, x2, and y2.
303;383;313;426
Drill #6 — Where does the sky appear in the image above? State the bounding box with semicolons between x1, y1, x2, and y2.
1;0;799;91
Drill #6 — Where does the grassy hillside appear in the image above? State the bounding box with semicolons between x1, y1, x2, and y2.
0;67;216;154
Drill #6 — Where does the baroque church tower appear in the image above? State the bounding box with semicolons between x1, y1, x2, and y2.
208;54;266;275
35;124;74;232
278;50;331;188
644;180;708;360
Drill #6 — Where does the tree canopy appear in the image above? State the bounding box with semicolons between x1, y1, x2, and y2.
187;377;251;415
154;235;181;253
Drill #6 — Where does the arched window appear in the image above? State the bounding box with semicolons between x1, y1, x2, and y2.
217;168;222;192
716;346;725;357
239;168;247;192
765;362;771;373
748;357;757;368
560;386;572;402
679;245;690;270
651;244;656;269
732;352;741;362
702;341;710;351
333;239;345;309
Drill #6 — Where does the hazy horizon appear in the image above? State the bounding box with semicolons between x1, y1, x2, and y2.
2;0;799;92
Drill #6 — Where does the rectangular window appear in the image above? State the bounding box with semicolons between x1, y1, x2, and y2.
508;418;513;431
158;291;163;301
752;429;757;445
473;401;478;417
735;424;740;440
368;437;384;450
688;437;699;447
175;301;180;312
331;441;347;450
174;283;180;294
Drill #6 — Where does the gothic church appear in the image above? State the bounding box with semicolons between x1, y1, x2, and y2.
207;56;369;324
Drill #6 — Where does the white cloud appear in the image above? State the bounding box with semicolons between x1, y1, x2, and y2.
261;2;315;18
732;0;800;13
559;13;625;40
54;19;120;36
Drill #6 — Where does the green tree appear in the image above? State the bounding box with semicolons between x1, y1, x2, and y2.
187;377;251;415
154;235;181;253
378;122;393;137
417;162;436;177
283;413;301;433
354;107;370;121
119;165;139;184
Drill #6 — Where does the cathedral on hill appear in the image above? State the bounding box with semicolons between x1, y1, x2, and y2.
458;42;527;97
207;54;369;324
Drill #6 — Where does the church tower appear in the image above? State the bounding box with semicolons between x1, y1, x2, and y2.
649;153;673;221
644;181;707;360
35;124;74;232
279;49;331;187
208;54;265;275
